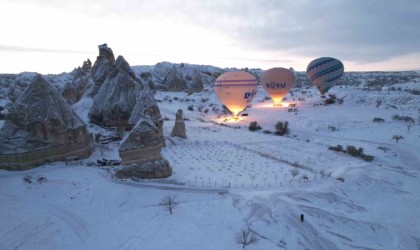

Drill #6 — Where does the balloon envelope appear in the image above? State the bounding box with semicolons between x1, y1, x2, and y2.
306;57;344;95
214;71;258;115
261;67;295;104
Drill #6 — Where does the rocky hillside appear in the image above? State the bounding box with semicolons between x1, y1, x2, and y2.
1;60;419;114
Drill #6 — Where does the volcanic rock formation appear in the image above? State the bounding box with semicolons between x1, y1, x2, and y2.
128;89;163;133
171;109;187;138
139;72;156;90
90;44;115;96
117;117;171;179
164;66;185;91
89;55;141;127
0;75;92;170
62;59;94;104
186;70;204;93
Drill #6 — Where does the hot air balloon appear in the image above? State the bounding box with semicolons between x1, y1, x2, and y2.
214;71;258;116
261;67;295;105
306;57;344;95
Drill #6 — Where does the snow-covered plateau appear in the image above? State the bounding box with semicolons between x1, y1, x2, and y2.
0;66;419;250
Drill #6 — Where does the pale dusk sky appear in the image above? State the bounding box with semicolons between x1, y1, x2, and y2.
1;0;419;74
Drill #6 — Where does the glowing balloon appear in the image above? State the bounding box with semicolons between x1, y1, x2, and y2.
306;57;344;95
214;71;258;116
261;67;295;105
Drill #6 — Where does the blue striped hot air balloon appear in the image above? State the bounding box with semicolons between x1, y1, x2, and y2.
306;57;344;95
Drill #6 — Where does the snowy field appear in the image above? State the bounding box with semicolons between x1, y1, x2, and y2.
1;83;420;249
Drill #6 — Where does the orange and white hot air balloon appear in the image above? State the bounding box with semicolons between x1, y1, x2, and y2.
214;71;258;116
261;67;295;105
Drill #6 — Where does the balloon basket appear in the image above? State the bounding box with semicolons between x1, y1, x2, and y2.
222;116;240;123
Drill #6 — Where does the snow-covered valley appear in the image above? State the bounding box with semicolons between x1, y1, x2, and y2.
1;66;420;249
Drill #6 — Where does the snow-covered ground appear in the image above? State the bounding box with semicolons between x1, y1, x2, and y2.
1;82;420;249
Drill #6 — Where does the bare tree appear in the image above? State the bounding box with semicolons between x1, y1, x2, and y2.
392;135;404;143
97;143;111;156
159;194;178;214
235;227;259;248
290;169;300;180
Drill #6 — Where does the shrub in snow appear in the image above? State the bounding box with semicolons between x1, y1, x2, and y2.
324;97;335;104
37;176;48;184
329;145;374;162
361;154;374;162
336;177;345;182
372;117;385;123
392;135;404;143
346;145;361;156
392;115;415;130
274;121;289;136
187;105;194;111
23;176;32;184
345;146;374;162
328;144;344;152
248;121;262;131
392;114;415;123
328;125;338;132
235;227;258;248
324;94;343;105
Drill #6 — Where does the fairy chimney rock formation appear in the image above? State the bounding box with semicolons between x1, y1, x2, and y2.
62;59;94;104
128;89;163;133
116;117;171;179
89;55;141;127
171;109;187;138
82;59;92;73
187;70;204;93
164;66;185;91
91;43;115;96
0;75;92;170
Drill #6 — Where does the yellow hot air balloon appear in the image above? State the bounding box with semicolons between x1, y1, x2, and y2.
261;67;295;105
214;71;258;116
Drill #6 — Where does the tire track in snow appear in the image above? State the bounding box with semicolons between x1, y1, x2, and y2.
0;193;89;245
42;202;90;244
116;210;164;250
